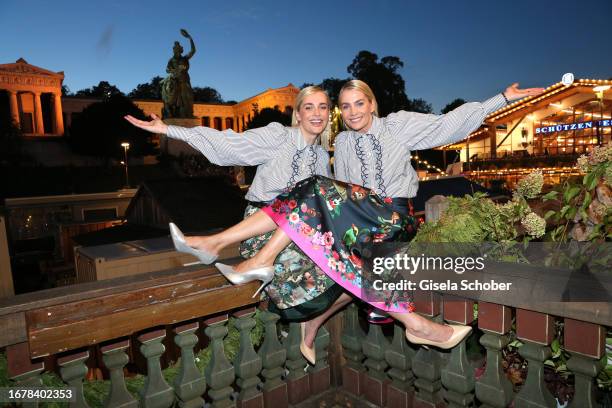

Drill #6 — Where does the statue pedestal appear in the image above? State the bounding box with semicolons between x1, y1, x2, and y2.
160;118;200;156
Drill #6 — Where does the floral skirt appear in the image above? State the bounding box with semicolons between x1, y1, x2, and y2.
262;176;420;313
239;204;341;321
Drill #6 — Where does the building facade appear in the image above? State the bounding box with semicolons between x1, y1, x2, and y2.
0;58;65;136
440;78;612;188
0;58;298;136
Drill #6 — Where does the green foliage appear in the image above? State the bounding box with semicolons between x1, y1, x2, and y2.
69;94;158;159
75;81;124;98
347;51;410;116
545;145;611;243
413;192;527;243
245;108;291;130
0;119;28;166
128;76;164;100
441;98;467;114
192;86;224;104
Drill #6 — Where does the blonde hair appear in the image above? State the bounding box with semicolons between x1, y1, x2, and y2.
339;79;379;117
291;86;331;126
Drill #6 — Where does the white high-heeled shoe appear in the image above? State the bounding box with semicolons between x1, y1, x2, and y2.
215;262;274;298
405;325;472;349
169;223;218;265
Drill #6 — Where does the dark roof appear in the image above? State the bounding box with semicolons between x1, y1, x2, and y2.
412;176;498;212
127;176;247;233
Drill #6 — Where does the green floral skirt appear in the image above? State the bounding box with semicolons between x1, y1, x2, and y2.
239;204;342;321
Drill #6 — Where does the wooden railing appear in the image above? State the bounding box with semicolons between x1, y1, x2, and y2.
0;259;353;407
1;261;610;407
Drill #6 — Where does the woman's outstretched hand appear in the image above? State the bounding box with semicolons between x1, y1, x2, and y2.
504;83;545;101
124;114;168;135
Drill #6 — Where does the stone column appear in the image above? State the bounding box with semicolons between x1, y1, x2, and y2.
53;92;64;135
9;91;20;127
34;92;45;135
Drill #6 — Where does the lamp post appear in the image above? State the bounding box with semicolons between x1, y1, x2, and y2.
121;142;130;188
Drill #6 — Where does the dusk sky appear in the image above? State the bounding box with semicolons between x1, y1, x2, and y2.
1;0;611;112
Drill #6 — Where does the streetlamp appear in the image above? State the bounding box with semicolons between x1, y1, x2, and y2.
121;142;130;188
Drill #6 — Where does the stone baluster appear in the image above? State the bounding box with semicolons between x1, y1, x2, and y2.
204;314;235;407
6;342;44;408
564;319;606;408
308;325;331;395
138;329;175;408
59;350;91;408
173;322;206;408
362;321;390;406
284;322;310;405
258;311;288;408
475;302;514;408
101;340;138;408
385;322;416;407
412;346;443;408
514;309;556;408
411;292;444;408
341;304;366;397
233;308;264;408
441;296;476;408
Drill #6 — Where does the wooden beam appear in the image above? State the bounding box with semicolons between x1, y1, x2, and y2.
26;273;259;358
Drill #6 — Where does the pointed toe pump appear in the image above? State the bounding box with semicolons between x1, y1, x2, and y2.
405;325;472;350
214;262;274;298
169;222;218;265
300;322;316;365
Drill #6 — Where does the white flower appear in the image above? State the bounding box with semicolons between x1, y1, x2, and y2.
288;212;300;224
576;155;590;173
521;212;546;238
516;170;544;199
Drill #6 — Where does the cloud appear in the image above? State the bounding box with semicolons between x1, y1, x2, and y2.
96;25;114;58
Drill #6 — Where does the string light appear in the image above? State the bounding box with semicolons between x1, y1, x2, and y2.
409;155;447;176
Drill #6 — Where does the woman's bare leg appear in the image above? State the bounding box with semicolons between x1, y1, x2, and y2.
302;293;353;348
388;311;453;342
233;228;292;273
184;209;277;255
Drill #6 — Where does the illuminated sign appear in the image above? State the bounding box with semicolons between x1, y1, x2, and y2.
535;120;611;134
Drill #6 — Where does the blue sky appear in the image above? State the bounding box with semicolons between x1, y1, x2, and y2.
1;0;611;111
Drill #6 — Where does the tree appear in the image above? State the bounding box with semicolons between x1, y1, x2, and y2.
245;107;291;130
75;81;124;98
61;85;72;96
347;51;410;116
441;98;467;114
193;86;223;103
319;78;349;106
128;76;164;99
69;94;157;160
0;120;25;166
406;98;433;114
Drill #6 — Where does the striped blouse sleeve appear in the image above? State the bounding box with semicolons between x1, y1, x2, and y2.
166;122;287;166
316;148;332;177
385;94;507;150
332;132;351;183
